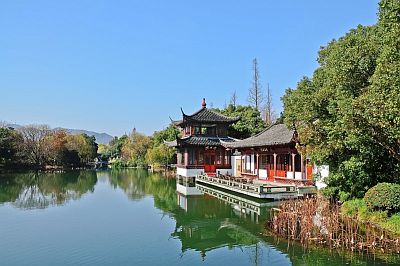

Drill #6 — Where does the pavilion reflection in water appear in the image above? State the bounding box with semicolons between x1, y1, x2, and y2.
174;180;277;260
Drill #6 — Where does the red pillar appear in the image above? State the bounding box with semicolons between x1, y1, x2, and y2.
256;153;259;179
292;153;296;179
184;148;189;166
273;153;277;181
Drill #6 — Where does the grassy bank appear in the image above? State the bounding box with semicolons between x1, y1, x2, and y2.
341;198;400;235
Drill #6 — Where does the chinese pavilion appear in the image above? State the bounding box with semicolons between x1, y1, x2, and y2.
226;123;313;184
168;98;240;177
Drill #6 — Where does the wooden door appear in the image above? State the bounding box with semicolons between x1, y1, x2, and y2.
235;159;242;177
204;151;216;174
267;164;274;179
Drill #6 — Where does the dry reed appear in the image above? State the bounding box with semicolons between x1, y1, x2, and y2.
269;196;400;254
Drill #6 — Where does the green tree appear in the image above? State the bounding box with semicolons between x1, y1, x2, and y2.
146;143;176;167
152;125;181;146
121;129;151;167
282;0;400;198
107;135;128;159
216;104;266;139
66;133;98;164
0;127;23;168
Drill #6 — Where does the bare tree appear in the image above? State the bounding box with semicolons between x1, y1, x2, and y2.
230;90;238;107
248;58;264;111
0;121;8;128
18;125;51;167
264;83;275;126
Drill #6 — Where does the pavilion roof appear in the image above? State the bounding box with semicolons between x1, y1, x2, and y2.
181;107;240;124
170;98;240;127
225;124;296;149
165;136;237;147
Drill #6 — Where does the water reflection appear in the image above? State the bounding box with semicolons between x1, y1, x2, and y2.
108;170;400;265
108;169;178;212
0;171;97;209
108;170;268;263
1;169;399;265
174;181;276;262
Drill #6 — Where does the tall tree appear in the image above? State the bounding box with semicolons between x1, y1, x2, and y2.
66;133;98;164
217;104;266;139
18;125;51;168
0;127;23;168
121;129;151;167
44;129;68;166
282;0;400;197
248;58;264;111
230;90;238;107
264;83;275;126
146;143;175;167
152;125;180;147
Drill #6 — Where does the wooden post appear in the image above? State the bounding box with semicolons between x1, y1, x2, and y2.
292;153;296;179
240;154;243;174
256;153;259;178
301;153;305;179
184;148;189;166
273;153;277;180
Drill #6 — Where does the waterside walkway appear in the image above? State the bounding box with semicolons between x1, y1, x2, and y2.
195;174;315;200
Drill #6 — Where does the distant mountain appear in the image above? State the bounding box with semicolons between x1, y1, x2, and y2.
55;128;114;145
6;123;22;129
6;123;114;145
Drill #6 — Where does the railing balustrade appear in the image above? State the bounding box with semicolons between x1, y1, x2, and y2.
196;173;296;195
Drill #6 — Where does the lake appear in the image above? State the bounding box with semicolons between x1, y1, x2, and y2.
0;169;398;265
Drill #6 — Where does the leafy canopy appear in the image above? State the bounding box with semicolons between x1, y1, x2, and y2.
215;104;266;139
282;0;400;197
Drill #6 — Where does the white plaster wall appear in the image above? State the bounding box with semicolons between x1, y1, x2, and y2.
176;183;203;196
259;169;267;180
177;167;204;177
295;172;303;180
231;155;241;177
286;172;304;180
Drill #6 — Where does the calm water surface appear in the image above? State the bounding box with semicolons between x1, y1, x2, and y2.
0;169;399;266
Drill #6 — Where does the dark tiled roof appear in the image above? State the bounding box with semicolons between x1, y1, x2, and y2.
226;124;295;148
170;119;183;126
164;139;177;147
182;108;240;124
168;136;237;147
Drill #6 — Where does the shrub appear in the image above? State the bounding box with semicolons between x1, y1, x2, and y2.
364;183;400;214
338;191;351;202
341;199;367;219
320;186;339;201
385;213;400;234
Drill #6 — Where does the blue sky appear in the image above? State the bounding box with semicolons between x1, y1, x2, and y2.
0;0;379;136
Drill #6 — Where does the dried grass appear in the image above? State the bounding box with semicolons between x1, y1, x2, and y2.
269;196;400;254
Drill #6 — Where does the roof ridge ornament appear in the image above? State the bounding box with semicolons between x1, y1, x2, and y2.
201;98;206;109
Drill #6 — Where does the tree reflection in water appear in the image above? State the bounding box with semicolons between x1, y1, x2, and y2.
2;169;399;265
107;169;400;265
107;169;267;263
0;171;97;209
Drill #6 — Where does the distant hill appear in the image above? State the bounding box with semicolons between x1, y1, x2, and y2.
6;123;114;145
55;128;114;145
